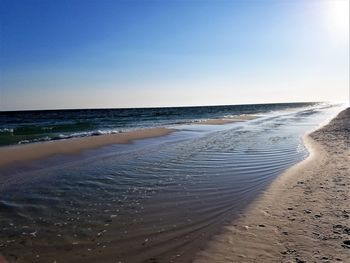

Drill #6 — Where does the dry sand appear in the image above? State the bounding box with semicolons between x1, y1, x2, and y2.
194;108;350;263
0;127;175;167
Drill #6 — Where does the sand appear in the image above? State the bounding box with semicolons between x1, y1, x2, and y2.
194;107;350;263
197;115;257;125
0;127;175;167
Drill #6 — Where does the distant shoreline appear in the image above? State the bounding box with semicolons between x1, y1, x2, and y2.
194;107;350;262
196;115;257;125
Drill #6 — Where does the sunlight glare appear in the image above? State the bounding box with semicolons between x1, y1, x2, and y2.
325;0;349;38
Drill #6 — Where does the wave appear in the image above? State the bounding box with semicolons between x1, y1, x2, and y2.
15;129;124;145
0;128;14;133
0;102;330;147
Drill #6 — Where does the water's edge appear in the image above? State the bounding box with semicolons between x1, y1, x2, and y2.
0;103;345;263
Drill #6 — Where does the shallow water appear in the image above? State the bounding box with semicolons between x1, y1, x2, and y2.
0;103;343;262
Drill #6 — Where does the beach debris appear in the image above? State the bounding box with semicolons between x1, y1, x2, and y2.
304;209;312;214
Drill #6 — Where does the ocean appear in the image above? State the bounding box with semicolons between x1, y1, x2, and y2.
0;102;317;146
0;102;344;262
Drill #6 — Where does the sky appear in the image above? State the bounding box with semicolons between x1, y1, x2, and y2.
0;0;349;111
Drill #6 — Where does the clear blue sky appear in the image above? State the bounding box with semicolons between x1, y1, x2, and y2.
0;0;349;110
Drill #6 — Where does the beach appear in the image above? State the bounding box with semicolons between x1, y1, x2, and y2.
1;0;349;261
194;107;350;262
0;104;347;263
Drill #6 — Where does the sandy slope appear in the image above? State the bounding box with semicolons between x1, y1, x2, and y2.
194;108;350;263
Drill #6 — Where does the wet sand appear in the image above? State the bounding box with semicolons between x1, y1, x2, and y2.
197;115;257;125
0;127;175;167
194;108;350;262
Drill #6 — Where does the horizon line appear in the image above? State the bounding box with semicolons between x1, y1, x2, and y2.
0;101;325;113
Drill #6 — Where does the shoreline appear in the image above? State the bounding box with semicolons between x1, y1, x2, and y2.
0;116;257;167
0;127;175;167
194;107;350;262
